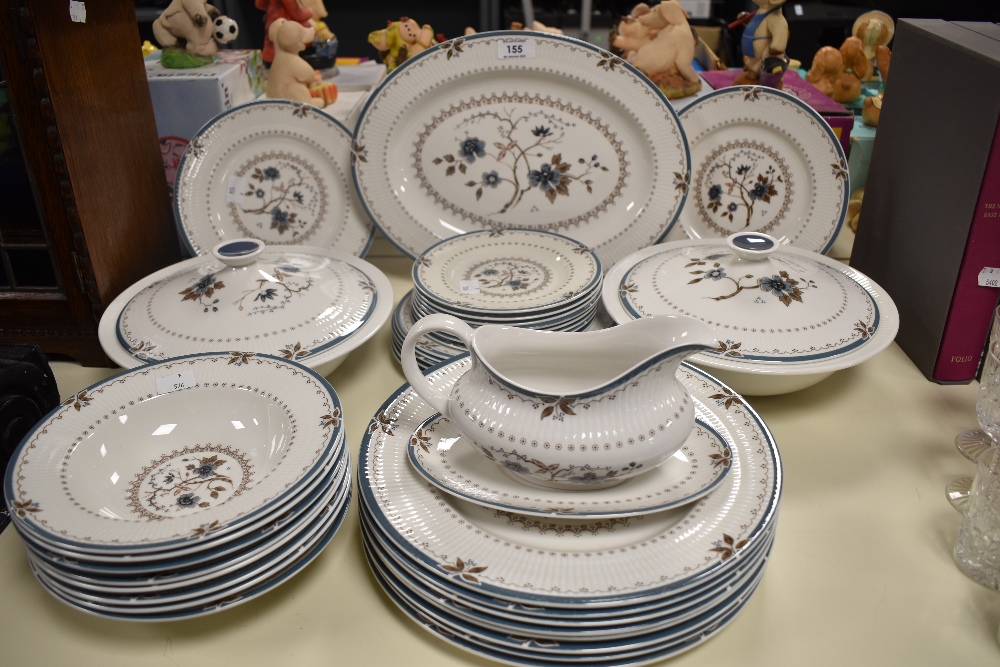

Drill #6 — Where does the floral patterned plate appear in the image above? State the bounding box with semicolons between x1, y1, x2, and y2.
407;414;732;518
352;31;690;267
98;239;392;377
359;355;781;607
175;99;374;258
5;353;345;555
602;232;899;395
413;230;601;316
676;86;849;254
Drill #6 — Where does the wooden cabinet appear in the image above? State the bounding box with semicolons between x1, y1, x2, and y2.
0;0;181;366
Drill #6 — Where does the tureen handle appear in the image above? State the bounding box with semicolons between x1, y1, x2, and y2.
212;238;265;267
726;232;779;261
401;313;475;419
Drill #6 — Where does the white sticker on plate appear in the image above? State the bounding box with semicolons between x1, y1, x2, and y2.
979;267;1000;288
497;38;536;60
226;176;246;203
155;370;197;395
459;280;481;294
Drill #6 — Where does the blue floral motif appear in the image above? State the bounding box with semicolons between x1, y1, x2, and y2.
502;460;531;475
749;182;769;200
176;493;200;508
262;167;280;180
705;266;726;281
481;269;499;276
735;164;751;176
271;207;289;231
255;288;278;303
193;459;219;478
459;137;486;163
293;191;304;204
531;126;552;137
482;171;500;188
528;163;562;191
759;274;795;297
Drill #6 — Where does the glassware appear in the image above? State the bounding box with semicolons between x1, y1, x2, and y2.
954;445;1000;588
976;306;1000;443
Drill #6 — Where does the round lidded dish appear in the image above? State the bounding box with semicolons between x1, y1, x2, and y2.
602;232;899;395
99;239;393;376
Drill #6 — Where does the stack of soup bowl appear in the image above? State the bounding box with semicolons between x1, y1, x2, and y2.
391;229;604;370
363;315;783;664
4;352;352;621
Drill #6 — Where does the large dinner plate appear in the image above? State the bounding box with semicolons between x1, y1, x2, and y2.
359;356;781;607
174;100;374;257
352;31;690;267
676;86;849;254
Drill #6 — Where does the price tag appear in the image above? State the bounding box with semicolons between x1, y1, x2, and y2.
979;267;1000;288
155;370;197;395
459;280;481;295
226;177;246;203
497;38;536;60
69;1;86;22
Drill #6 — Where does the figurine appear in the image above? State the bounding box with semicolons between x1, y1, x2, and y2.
299;0;338;70
806;36;869;104
368;18;436;72
255;0;313;64
266;18;324;107
853;10;894;82
733;0;789;87
862;44;891;127
629;1;701;98
611;3;656;61
153;0;238;67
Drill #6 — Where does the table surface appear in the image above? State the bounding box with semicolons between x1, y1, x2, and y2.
1;248;997;666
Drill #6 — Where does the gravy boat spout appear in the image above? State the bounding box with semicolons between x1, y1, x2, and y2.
401;314;717;490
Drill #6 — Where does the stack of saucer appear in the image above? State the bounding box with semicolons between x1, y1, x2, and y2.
4;353;352;621
392;229;603;369
358;357;782;664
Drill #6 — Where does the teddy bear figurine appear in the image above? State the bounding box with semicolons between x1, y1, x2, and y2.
255;0;313;64
152;0;226;67
368;18;436;71
266;18;328;107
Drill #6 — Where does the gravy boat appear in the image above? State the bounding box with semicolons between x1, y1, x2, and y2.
401;314;716;490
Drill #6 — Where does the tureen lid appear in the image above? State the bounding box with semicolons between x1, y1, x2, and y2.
604;232;898;369
102;239;387;368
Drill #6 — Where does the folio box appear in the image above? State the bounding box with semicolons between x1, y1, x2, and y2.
699;68;854;157
851;20;1000;384
145;49;265;196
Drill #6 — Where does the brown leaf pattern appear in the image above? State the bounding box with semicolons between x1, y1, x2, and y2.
440;557;488;584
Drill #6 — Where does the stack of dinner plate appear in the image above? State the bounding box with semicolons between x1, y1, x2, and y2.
358;356;782;665
391;229;604;370
4;352;352;621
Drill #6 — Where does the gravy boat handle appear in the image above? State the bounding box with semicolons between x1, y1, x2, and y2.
401;313;476;418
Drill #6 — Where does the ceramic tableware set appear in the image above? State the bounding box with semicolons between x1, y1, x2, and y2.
392;229;605;370
5;99;395;618
4;353;351;620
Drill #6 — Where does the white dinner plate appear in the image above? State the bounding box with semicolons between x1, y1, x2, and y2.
174;99;374;257
677;86;848;254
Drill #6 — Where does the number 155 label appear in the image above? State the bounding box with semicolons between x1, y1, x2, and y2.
498;38;536;60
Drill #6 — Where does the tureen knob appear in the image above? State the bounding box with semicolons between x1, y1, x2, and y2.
727;232;778;262
212;238;264;267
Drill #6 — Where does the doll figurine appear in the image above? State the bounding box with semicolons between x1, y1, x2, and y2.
733;0;789;87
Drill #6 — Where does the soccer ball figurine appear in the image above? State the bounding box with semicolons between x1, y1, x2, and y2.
214;15;239;44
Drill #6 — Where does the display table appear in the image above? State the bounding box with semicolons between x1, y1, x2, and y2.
0;248;997;666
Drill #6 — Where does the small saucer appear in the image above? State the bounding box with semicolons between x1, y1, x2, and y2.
406;414;732;519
